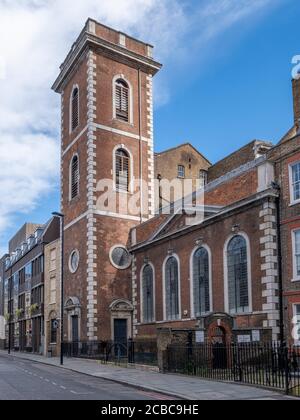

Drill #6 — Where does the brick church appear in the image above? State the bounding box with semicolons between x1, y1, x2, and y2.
52;19;300;347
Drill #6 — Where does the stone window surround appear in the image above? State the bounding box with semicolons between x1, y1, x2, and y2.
69;84;80;134
162;253;182;322
189;244;213;318
289;160;300;206
112;74;133;125
292;228;300;282
223;232;253;316
69;249;80;274
139;262;156;324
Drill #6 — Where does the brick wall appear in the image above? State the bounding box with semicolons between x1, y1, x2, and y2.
132;198;275;340
292;78;300;127
56;20;160;342
208;140;271;182
269;135;300;343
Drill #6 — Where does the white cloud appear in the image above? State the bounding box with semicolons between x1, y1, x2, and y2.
0;0;280;253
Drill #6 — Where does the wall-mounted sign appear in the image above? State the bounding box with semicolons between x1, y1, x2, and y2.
237;335;251;344
195;330;205;343
252;330;261;342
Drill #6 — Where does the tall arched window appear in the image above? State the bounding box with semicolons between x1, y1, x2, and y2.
227;235;249;314
71;87;79;131
192;247;210;317
165;256;180;320
142;264;154;323
115;79;129;122
70;155;79;199
115;148;130;192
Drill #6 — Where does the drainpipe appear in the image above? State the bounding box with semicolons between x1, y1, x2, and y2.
272;182;284;345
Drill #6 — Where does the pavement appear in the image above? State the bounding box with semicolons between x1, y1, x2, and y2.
0;353;173;400
0;350;296;400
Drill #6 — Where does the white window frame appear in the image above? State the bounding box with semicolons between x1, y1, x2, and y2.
292;304;300;345
289;161;300;206
162;254;181;321
112;74;133;125
177;165;185;179
50;249;56;272
140;262;156;324
292;229;300;282
109;244;132;270
224;232;253;315
199;170;208;188
69;153;80;201
69;84;80;134
69;249;80;274
112;144;134;194
190;245;213;318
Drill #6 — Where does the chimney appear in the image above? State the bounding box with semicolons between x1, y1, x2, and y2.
292;77;300;131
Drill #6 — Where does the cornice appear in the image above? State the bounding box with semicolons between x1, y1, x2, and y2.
52;32;162;93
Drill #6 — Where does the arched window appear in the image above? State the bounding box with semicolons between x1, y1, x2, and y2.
192;247;210;317
115;79;129;122
71;87;79;131
70;155;79;199
227;235;249;314
165;256;180;320
115;148;130;192
142;264;154;323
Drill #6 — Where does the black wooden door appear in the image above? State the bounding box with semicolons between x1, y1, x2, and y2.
114;319;127;357
71;315;79;356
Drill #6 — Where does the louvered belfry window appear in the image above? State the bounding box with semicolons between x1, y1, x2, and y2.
71;155;79;199
116;149;130;192
71;87;79;131
115;79;129;122
227;235;249;314
142;265;154;323
193;247;210;317
165;257;180;320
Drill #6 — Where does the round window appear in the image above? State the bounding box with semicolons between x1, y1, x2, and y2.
69;249;79;273
110;246;132;270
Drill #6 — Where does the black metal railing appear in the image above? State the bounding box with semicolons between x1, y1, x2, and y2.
62;340;158;366
166;342;300;397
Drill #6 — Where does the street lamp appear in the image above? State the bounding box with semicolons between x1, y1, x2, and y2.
52;212;65;366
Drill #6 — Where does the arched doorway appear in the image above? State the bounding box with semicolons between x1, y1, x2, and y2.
110;299;133;357
64;297;81;342
212;326;227;369
211;326;226;345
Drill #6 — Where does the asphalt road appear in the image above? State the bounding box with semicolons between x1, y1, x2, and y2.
0;354;174;400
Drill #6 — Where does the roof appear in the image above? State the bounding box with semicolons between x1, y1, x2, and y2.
155;142;211;165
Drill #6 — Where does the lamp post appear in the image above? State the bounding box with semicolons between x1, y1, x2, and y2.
52;212;64;366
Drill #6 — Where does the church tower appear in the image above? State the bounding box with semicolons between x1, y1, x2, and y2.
52;19;161;342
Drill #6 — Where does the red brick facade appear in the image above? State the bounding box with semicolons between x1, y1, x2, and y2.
53;19;161;342
52;18;300;346
131;159;280;343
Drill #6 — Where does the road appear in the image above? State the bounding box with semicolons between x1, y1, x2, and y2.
0;354;174;400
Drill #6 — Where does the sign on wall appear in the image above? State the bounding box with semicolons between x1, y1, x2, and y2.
237;335;251;344
195;330;205;343
252;330;261;342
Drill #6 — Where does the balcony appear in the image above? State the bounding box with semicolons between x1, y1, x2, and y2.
31;273;44;288
29;303;44;318
18;283;26;294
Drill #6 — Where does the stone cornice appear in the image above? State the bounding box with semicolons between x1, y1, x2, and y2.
52;31;162;93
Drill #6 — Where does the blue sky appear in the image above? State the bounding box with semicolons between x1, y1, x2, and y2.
0;0;299;255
